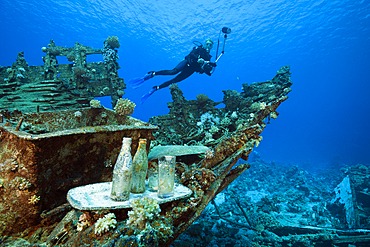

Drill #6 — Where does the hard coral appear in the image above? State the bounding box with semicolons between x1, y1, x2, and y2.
77;212;92;232
28;195;40;205
47;46;61;56
114;98;136;116
3;159;18;172
102;48;119;62
251;102;262;111
105;36;120;49
66;53;76;62
90;99;102;108
73;111;82;118
204;148;214;159
72;66;87;77
94;213;117;236
127;197;161;230
9;177;31;190
196;93;209;104
270;111;278;119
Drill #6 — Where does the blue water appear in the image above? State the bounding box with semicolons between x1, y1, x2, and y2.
1;0;369;167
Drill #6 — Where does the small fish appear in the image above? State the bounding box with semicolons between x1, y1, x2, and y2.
236;77;240;80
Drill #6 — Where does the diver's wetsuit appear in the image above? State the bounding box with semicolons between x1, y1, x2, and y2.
156;46;212;89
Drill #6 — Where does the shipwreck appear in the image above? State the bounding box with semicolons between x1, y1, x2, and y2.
3;37;366;246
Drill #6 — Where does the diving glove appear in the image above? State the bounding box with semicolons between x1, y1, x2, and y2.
197;58;205;64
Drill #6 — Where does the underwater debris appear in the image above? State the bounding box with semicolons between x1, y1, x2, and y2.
171;159;370;246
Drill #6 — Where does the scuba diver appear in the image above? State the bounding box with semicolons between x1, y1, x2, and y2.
128;38;218;104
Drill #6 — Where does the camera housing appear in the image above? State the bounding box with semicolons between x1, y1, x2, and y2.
203;63;213;75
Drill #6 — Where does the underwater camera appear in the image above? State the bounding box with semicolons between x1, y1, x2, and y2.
202;62;216;75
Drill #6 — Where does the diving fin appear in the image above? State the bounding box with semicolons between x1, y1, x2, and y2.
128;72;154;89
140;86;158;105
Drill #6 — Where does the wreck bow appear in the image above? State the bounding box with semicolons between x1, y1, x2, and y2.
148;65;292;246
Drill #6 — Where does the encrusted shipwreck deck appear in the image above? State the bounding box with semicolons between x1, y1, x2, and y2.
0;107;157;235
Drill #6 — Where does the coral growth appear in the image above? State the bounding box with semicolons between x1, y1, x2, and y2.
72;66;92;82
28;195;40;205
1;159;18;172
102;48;119;63
204;148;214;159
270;111;278;119
196;93;209;104
72;66;87;77
127;197;161;230
94;213;117;236
47;46;61;56
103;37;120;63
90;99;102;108
105;36;120;49
180;168;216;192
66;53;76;62
77;212;92;232
149;65;293;147
3;52;29;83
114;98;135;116
73;111;82;118
251;102;267;111
9;177;31;190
